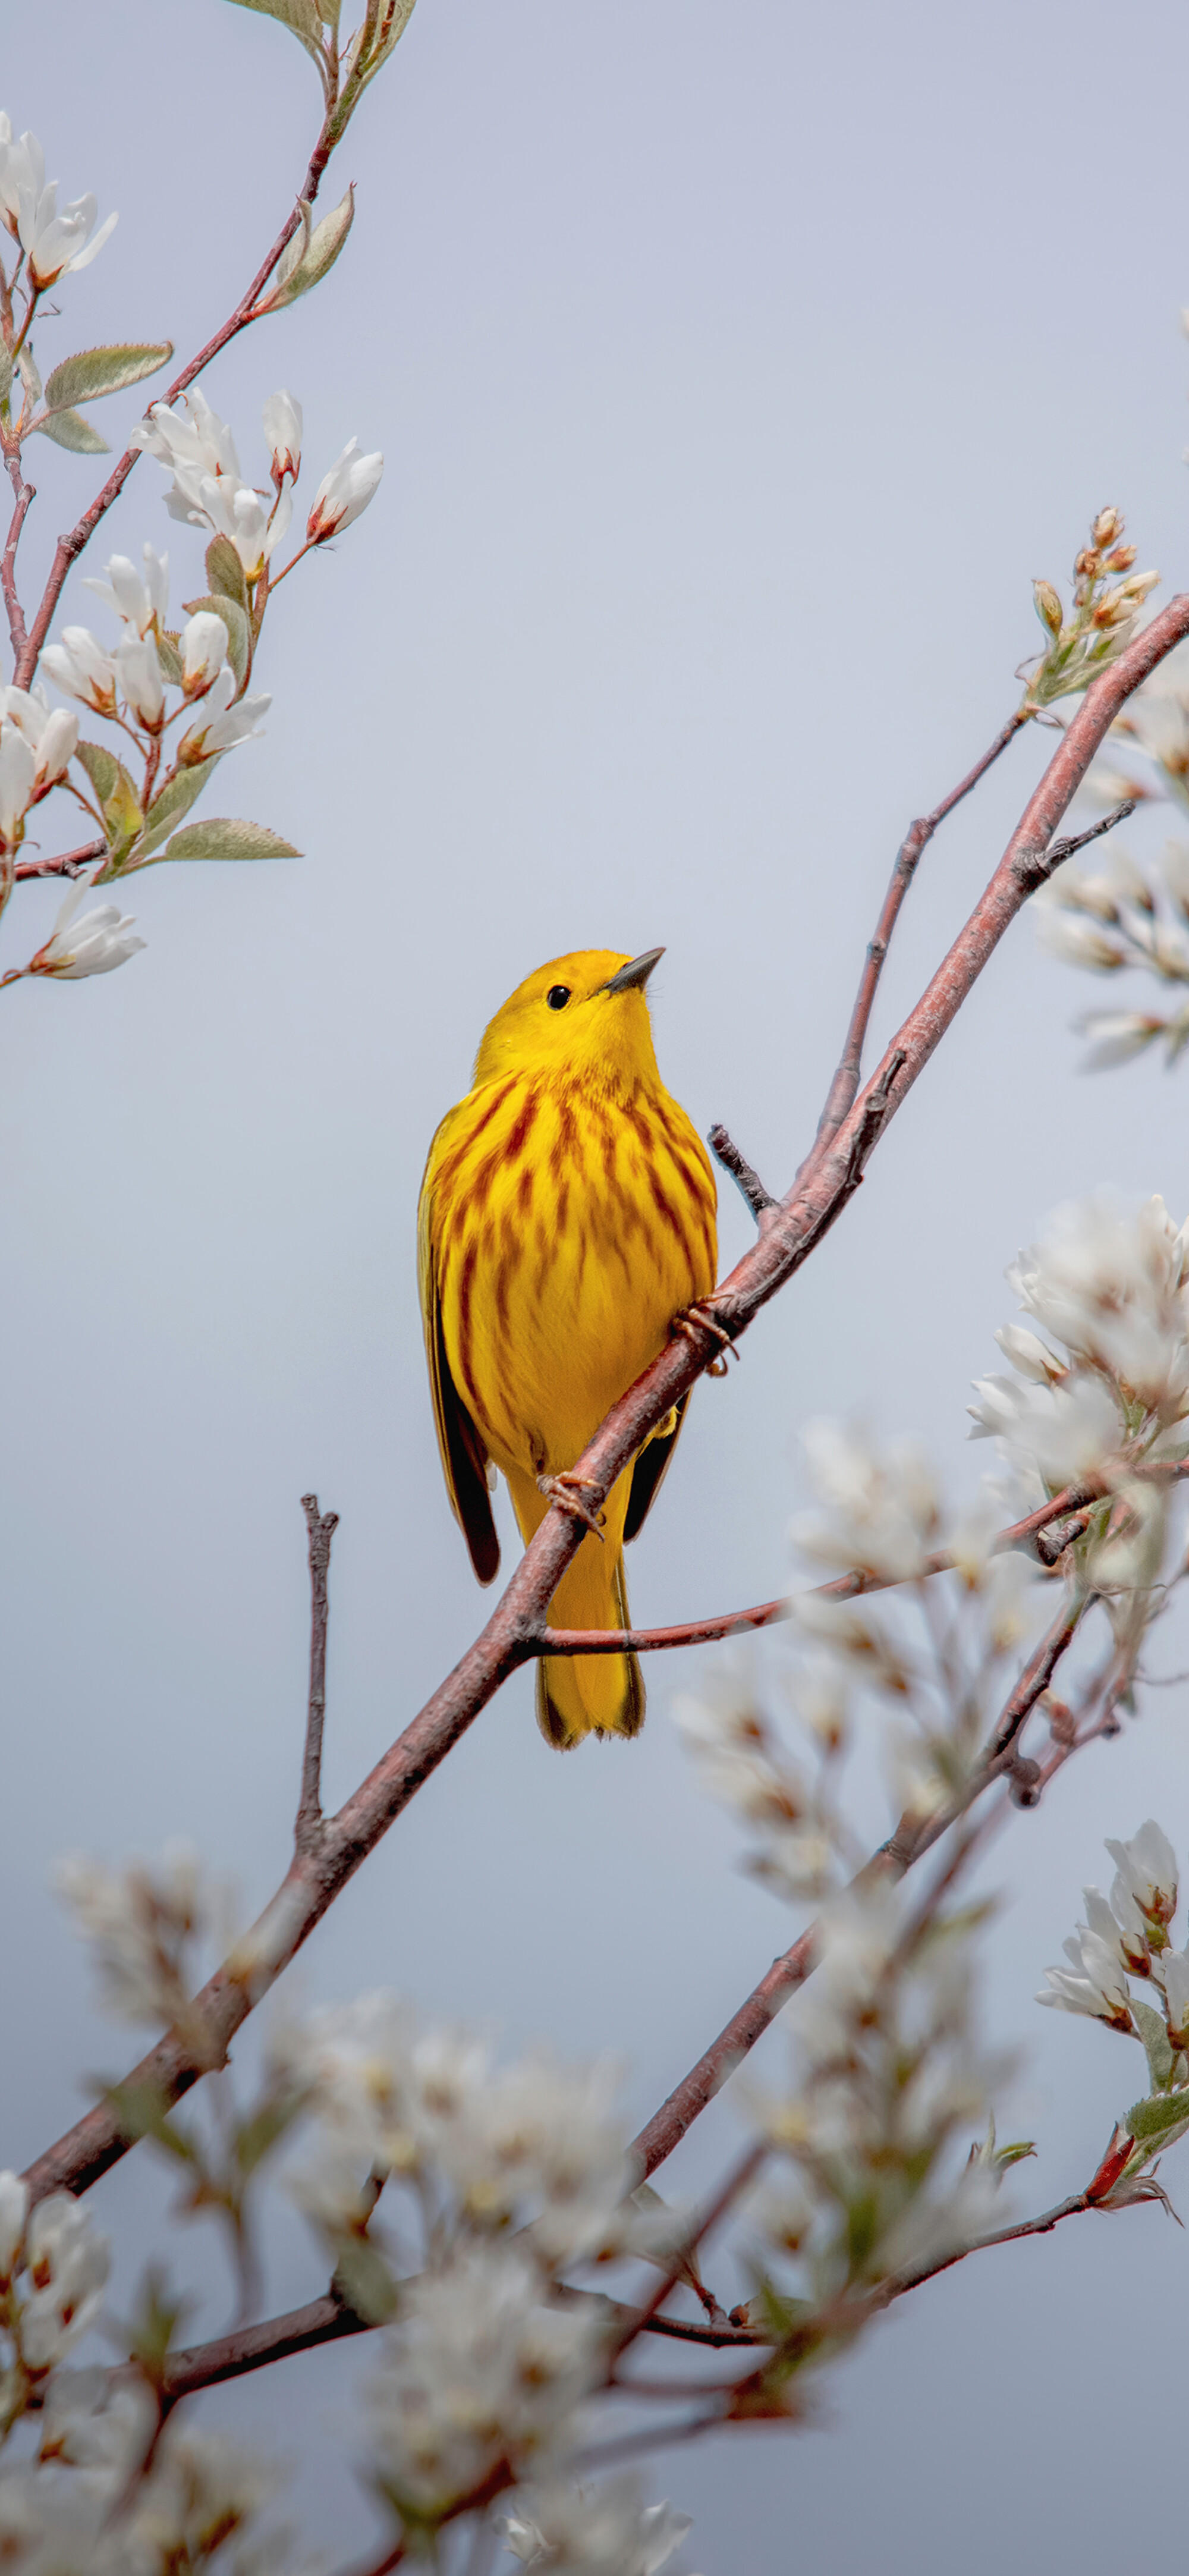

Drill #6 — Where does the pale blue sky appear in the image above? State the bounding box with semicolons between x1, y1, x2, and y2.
4;0;1189;2564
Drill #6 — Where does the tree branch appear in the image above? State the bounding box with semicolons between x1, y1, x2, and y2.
13;837;107;883
295;1494;338;1854
809;708;1028;1161
707;1123;777;1220
23;600;1189;2211
1;447;33;666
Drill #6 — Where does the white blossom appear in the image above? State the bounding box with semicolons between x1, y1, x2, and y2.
39;627;118;718
0;122;117;286
791;1420;940;1583
19;2195;109;2373
263;388;303;483
1034;906;1128;970
1105;1819;1178;1927
0;2172;28;2284
81;542;169;640
54;1843;205;2020
1006;1195;1189;1418
967;1369;1126;1487
364;2245;603;2518
504;2480;697;2575
31;882;145;982
1162;1951;1189;2046
306;436;383;542
114;634;165;731
0;685;77;793
178;665;270;764
180;610;230;699
0;725;36;849
131;388;243;493
1036;1924;1134;2029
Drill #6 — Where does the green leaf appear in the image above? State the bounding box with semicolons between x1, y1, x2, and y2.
104;2081;198;2162
127;757;222;866
32;407;110;455
181;592;250;692
1125;2091;1189;2147
161;818;301;864
331;2236;399;2326
205;535;249;614
1132;1997;1175;2094
233;2090;306;2179
225;0;328;68
42;343;172;414
156;630;184;688
76;741;144;863
267;186;354;310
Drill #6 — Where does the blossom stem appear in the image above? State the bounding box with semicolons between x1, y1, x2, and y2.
295;1494;339;1852
1;442;33;664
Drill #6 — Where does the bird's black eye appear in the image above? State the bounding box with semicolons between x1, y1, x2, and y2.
546;985;571;1011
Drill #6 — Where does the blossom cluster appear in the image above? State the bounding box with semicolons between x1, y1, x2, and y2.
1021;507;1158;713
1037;1821;1189;2201
0;2174;109;2394
740;1879;1017;2394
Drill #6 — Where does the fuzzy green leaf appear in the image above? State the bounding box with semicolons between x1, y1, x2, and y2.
76;741;144;862
181;592;250;692
156;630;184;688
160;818;301;864
1132;1997;1176;2095
32;406;110;455
1125;2091;1189;2145
43;343;172;414
331;2237;400;2326
268;186;354;310
105;2081;197;2162
205;535;249;614
234;2091;306;2178
127;758;222;867
225;0;327;66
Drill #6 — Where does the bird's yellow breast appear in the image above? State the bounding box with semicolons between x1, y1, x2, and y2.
423;1068;716;1478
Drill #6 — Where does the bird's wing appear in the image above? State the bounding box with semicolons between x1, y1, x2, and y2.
417;1179;501;1585
624;1393;691;1544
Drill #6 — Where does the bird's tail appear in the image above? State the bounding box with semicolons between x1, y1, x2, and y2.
505;1466;644;1749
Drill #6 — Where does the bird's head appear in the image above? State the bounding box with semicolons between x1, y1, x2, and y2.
473;948;666;1090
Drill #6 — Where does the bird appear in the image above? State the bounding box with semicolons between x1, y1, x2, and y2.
418;948;719;1749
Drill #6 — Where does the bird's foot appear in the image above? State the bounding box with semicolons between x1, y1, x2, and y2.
537;1472;607;1539
672;1301;738;1378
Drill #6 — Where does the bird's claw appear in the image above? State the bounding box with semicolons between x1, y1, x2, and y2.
537;1472;607;1539
672;1302;738;1378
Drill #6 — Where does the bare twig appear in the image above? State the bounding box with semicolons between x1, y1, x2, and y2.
707;1123;777;1220
23;601;1189;2212
295;1494;339;1854
1;450;33;665
810;709;1028;1161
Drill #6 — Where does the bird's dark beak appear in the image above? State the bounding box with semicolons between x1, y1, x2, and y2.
596;947;665;997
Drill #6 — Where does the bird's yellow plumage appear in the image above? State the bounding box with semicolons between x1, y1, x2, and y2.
418;949;718;1747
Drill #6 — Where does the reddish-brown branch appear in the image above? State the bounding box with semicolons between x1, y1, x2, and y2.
809;708;1028;1161
14;837;107;882
13;121;337;693
2;447;33;665
22;600;1189;2213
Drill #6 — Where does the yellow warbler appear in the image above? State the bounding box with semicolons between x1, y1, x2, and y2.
419;948;718;1748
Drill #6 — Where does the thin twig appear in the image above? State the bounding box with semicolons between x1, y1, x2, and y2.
22;600;1189;2213
707;1123;777;1220
13;837;106;882
1;449;33;665
809;708;1028;1161
295;1494;339;1852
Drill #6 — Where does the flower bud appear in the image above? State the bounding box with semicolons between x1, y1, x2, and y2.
1093;506;1124;548
263;388;303;485
1105;544;1137;572
116;635;165;731
1033;579;1064;639
181;609;230;699
34;706;78;789
307;438;383;544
